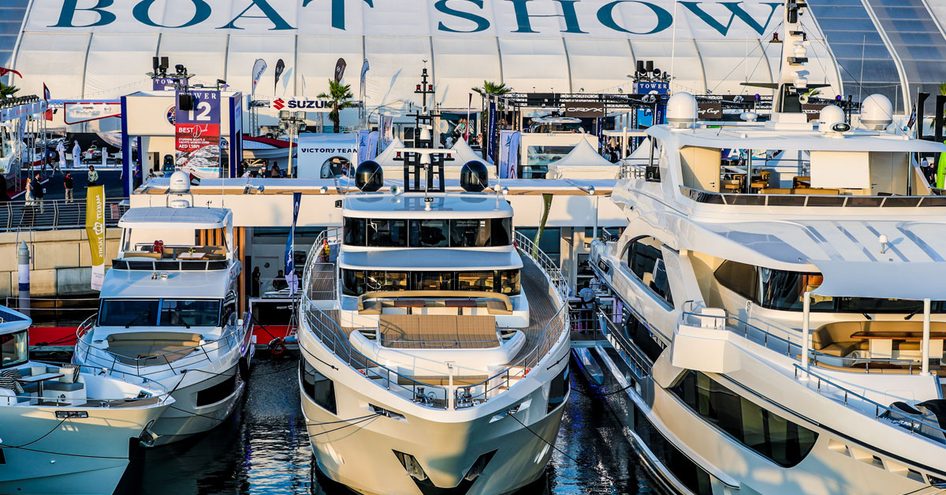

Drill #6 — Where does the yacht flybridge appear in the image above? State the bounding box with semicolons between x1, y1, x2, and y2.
0;305;172;494
585;1;946;494
299;153;571;494
73;172;253;446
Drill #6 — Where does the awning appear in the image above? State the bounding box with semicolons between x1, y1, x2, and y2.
119;207;231;229
813;261;946;300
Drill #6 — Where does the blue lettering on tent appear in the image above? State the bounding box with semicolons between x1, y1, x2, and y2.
508;0;587;34
51;0;116;28
597;1;672;35
133;0;211;28
435;0;491;33
680;1;781;36
220;0;294;30
302;0;375;30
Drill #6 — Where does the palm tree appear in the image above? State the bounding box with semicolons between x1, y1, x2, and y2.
0;82;19;99
317;80;356;133
476;81;512;97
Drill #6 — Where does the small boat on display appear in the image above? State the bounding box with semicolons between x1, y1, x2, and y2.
0;305;172;495
73;171;254;446
298;148;572;494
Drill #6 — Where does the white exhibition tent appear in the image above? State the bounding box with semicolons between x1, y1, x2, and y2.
546;137;619;180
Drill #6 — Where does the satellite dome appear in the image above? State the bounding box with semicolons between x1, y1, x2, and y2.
860;94;893;130
168;170;190;194
355;160;383;192
667;93;698;128
460;161;489;192
818;105;846;132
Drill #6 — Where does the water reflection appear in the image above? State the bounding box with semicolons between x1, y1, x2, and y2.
116;356;654;495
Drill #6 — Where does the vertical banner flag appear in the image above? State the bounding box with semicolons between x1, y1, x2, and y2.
274;59;286;95
175;88;222;178
334;58;347;83
366;131;380;161
359;58;370;102
498;130;520;179
380;115;394;149
357;130;371;164
251;59;267;96
486;98;497;164
466;93;473;141
86;185;106;291
285;192;303;295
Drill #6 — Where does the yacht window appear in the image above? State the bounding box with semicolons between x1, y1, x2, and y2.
410;220;449;247
632;404;712;495
547;364;570;413
450;218;512;247
625;237;673;305
159;300;221;327
343;217;367;246
457;272;495;292
412;272;454;291
713;261;759;300
498;270;521;295
365;271;409;292
343;270;366;296
99;300;160;327
1;330;27;368
367;219;408;247
671;370;817;468
300;360;337;414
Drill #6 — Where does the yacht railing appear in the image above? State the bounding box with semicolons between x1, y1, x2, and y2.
454;231;570;408
680;186;946;208
596;308;653;382
302;228;341;302
2;362;173;407
793;365;946;445
680;311;922;374
74;314;252;380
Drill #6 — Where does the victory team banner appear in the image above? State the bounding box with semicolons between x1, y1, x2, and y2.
175;88;222;179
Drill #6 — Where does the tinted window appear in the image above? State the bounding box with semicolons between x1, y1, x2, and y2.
343;269;366;296
412;272;454;291
632;402;712;495
344;217;367;246
367;219;408;247
547;364;570;413
714;260;758;300
457;272;495;292
671;371;817;468
365;271;408;292
410;220;449;247
99;300;160;327
160;300;221;327
450;218;513;247
1;330;27;367
498;270;521;295
300;360;337;414
626;238;673;305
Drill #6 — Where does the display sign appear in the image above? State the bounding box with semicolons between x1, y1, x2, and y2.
85;185;106;291
152;77;180;91
64;101;121;125
175;89;222;178
698;101;722;120
297;133;358;179
564;102;606;118
634;81;670;95
269;97;333;112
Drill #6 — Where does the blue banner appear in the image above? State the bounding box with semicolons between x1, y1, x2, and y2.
498;130;520;179
285;192;302;295
486;99;497;164
357;130;380;163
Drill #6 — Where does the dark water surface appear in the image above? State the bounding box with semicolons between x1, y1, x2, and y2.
115;355;655;495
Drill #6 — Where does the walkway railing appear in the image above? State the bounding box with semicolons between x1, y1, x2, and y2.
680;185;946;208
0;198;127;232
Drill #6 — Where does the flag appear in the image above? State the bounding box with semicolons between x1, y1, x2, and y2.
251;59;267;96
359;58;370;101
274;59;286;95
284;192;302;295
0;67;22;79
334;58;347;83
42;83;50;102
85;185;106;291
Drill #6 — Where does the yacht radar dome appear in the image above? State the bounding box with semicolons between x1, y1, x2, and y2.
860;94;893;130
168;170;190;194
355;160;383;192
460;161;489;192
667;93;698;128
818;105;847;133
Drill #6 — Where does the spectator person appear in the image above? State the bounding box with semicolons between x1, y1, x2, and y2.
251;267;261;297
270;162;282;178
273;270;288;291
56;140;66;171
24;177;34;208
87;165;99;186
64;173;75;203
72;141;82;169
31;173;45;213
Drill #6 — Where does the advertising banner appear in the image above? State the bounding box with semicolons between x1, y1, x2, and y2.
380;115;394;149
285;192;302;295
251;59;268;96
564;102;606;118
63;101;121;125
298;133;358;179
85;185;106;291
499;130;520;179
486;99;497;164
175;89;222;178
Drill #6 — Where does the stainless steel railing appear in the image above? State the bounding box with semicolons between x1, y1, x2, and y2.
0;198;128;231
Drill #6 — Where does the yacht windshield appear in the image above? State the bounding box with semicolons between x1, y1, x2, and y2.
99;299;222;327
1;330;27;368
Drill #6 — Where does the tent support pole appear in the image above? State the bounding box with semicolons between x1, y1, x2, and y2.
922;298;931;376
802;291;811;368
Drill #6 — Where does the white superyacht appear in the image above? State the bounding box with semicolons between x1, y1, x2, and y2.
74;172;253;445
583;1;946;493
0;305;172;494
298;155;571;495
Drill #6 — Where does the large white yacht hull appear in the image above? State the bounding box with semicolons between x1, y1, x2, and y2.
301;376;566;495
148;364;244;446
0;403;166;495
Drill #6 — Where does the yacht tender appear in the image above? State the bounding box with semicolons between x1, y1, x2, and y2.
0;305;171;494
299;160;571;495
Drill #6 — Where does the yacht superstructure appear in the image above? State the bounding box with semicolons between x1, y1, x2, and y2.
0;305;172;494
583;2;946;493
73;174;253;445
298;159;571;495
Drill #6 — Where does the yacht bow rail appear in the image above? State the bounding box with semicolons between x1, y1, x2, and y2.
454;232;571;409
73;314;252;380
680;186;946;208
681;311;923;374
793;365;946;445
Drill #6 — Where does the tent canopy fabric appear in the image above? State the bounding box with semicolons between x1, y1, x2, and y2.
450;138;481;164
375;138;405;167
546;136;617;179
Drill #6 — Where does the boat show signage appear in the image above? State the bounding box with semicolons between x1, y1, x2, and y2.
175;89;222;178
268;97;333;112
63;101;121;125
85;185;106;292
564;103;606;118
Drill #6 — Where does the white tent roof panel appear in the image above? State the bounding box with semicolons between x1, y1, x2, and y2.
157;34;230;90
499;38;571;93
565;38;635;94
296;36;364;98
84;33;158;98
226;34;297;98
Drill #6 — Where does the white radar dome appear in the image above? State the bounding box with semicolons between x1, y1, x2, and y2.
818;105;846;132
667;92;698;129
168;170;191;194
860;94;893;130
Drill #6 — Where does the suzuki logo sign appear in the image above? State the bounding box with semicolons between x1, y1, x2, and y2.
268;97;332;112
